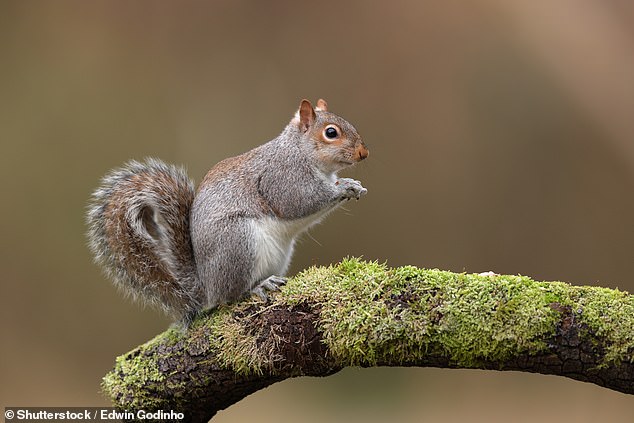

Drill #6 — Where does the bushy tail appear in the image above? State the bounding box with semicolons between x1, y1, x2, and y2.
87;158;202;323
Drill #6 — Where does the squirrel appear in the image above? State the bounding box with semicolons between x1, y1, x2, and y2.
87;99;368;326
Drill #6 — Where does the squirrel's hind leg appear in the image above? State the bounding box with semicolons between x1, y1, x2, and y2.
251;275;287;302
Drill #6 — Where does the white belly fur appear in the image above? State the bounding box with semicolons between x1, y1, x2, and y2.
250;209;336;285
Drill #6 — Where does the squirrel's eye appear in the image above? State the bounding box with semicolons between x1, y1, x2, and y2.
324;126;339;140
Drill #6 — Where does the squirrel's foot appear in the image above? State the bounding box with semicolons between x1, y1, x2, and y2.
336;178;367;201
251;275;287;301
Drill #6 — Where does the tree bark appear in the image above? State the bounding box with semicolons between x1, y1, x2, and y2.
102;259;634;422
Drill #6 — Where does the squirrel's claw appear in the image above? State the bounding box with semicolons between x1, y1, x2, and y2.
337;178;367;201
251;275;287;301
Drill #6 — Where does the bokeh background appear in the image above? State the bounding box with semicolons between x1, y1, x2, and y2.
2;1;634;421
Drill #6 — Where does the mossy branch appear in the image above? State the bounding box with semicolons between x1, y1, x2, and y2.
103;258;634;422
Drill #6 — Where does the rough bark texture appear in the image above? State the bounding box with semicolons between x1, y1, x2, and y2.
102;259;634;422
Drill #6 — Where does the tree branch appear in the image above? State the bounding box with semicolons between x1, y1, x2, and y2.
102;258;634;422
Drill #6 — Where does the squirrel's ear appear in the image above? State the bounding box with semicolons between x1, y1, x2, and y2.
316;99;328;112
297;99;316;132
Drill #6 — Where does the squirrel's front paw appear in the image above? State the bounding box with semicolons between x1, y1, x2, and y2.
336;178;367;200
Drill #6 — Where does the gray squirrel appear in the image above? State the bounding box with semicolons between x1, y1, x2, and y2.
87;99;369;326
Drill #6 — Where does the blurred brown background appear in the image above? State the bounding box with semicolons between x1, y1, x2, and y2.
2;1;634;421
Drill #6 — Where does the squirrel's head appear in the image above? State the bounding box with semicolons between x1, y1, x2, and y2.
293;98;368;173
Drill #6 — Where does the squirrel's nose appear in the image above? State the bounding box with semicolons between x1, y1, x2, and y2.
355;142;369;161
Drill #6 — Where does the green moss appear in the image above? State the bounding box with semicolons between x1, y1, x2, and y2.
564;285;634;364
280;258;634;368
281;258;559;367
102;333;172;410
102;301;273;408
104;257;634;406
211;303;272;375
